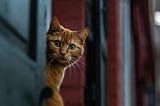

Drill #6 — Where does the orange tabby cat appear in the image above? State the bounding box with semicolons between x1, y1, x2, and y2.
45;17;88;106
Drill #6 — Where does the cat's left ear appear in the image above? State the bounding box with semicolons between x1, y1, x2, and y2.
76;27;89;45
47;17;61;34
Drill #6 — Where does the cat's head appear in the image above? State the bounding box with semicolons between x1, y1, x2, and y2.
47;17;88;67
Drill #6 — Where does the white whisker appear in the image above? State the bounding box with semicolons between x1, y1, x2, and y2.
70;59;84;80
67;60;72;81
67;60;76;80
48;57;56;67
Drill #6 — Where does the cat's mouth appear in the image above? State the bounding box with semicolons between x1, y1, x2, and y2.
56;57;69;64
56;56;75;66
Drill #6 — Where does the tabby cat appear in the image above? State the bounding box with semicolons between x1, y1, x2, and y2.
45;17;88;106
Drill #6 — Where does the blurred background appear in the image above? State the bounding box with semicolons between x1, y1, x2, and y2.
0;0;160;106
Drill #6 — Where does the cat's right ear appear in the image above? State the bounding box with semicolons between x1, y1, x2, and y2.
47;17;61;34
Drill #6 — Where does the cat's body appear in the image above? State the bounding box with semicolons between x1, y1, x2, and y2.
45;17;88;106
46;64;64;106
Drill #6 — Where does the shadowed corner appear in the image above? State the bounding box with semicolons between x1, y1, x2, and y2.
39;86;53;106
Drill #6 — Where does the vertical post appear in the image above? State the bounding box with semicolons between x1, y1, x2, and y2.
131;0;155;106
120;0;132;106
95;0;107;105
107;0;122;106
85;0;107;105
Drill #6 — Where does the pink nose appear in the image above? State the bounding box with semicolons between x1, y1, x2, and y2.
60;46;67;56
60;52;66;56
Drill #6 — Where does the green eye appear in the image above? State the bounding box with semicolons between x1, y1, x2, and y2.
69;44;76;50
53;40;61;47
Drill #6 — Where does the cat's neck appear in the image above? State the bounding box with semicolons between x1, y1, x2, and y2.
46;63;66;91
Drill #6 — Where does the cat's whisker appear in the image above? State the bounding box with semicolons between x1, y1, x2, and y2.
48;54;55;56
68;60;76;80
72;56;93;71
67;61;72;71
47;54;56;62
48;57;54;60
70;59;85;80
75;63;84;80
48;55;53;58
71;57;77;61
71;61;76;71
67;61;72;81
47;54;55;57
49;57;56;67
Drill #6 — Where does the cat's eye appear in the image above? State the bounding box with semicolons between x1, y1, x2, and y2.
69;44;76;50
53;40;61;47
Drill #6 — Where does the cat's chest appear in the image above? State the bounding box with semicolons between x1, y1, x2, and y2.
58;69;66;90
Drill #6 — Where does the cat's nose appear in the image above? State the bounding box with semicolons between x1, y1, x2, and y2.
60;51;66;56
60;52;66;56
60;47;67;56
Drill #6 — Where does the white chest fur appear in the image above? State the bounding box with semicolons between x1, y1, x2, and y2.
58;69;66;90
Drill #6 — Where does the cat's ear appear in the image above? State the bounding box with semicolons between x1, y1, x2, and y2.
47;17;61;34
76;27;89;45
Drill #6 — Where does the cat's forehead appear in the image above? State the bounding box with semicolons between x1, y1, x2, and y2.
48;31;81;44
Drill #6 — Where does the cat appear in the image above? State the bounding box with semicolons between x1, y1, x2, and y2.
45;17;88;106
